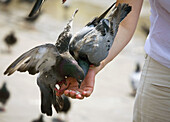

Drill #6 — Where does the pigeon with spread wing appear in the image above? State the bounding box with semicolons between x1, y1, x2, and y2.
4;9;84;116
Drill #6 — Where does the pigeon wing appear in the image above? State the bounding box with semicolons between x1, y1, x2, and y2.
76;23;113;66
4;44;59;76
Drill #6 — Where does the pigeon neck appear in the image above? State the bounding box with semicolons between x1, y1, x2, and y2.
78;59;89;77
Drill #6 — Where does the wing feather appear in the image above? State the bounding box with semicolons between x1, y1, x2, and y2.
4;44;59;76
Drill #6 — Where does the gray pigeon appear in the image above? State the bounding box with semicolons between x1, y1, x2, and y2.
28;0;67;17
4;9;84;116
69;3;131;80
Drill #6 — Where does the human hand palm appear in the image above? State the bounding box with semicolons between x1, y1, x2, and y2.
63;68;95;99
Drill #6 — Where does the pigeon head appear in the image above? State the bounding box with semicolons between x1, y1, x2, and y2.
58;54;85;87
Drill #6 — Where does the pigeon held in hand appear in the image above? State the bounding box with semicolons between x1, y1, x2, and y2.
69;3;132;83
4;9;84;116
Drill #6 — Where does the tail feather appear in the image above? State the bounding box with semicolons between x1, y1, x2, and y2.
86;2;116;26
108;3;131;35
37;78;53;116
119;4;132;22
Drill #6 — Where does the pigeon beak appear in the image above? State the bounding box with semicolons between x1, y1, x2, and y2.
77;80;83;88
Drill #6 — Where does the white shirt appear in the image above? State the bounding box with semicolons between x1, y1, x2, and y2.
144;0;170;68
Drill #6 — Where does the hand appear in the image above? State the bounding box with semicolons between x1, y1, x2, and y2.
61;68;96;99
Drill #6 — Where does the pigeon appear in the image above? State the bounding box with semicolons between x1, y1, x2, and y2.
19;0;35;3
52;95;71;122
59;95;71;114
28;0;67;17
52;118;64;122
0;82;10;106
69;3;132;82
0;0;11;5
141;24;149;37
4;31;17;53
130;63;141;97
25;11;42;23
4;9;84;116
32;114;44;122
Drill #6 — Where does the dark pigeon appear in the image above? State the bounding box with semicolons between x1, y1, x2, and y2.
25;11;42;23
69;3;132;82
4;31;17;53
141;24;150;37
130;63;141;97
59;95;71;114
0;0;11;5
28;0;67;17
4;9;84;116
32;114;44;122
0;82;10;106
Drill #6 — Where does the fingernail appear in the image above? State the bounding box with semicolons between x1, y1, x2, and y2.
76;94;82;98
82;91;87;95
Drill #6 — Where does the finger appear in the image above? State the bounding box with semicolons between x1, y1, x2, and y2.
76;94;84;99
64;89;84;99
64;90;70;96
70;90;76;98
82;90;92;97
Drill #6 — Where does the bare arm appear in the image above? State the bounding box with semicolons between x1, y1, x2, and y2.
64;0;144;99
95;0;144;74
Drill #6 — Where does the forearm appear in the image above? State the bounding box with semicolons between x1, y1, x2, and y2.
94;0;143;74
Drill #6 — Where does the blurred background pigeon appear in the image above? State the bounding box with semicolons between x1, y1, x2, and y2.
3;31;17;53
4;9;84;116
28;0;67;17
0;82;10;111
141;24;150;37
32;114;44;122
24;11;42;23
59;95;71;121
62;0;71;20
52;118;64;122
69;3;132;84
59;95;71;115
19;0;35;3
130;62;142;97
0;0;11;5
